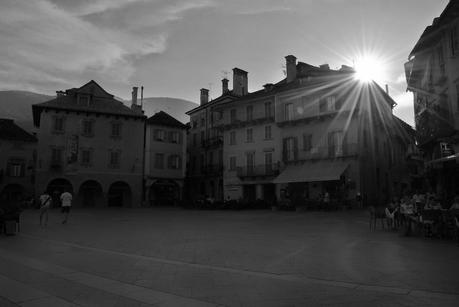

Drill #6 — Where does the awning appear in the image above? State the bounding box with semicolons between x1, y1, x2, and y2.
273;161;349;184
425;153;459;166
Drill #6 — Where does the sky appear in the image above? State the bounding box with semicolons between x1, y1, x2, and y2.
0;0;450;126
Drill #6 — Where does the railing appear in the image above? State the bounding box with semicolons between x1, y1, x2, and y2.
284;144;358;162
201;136;223;148
201;164;223;175
236;164;280;178
214;116;275;130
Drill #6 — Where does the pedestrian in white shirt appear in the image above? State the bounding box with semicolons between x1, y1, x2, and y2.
60;190;73;224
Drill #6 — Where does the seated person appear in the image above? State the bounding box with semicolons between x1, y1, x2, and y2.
400;198;415;215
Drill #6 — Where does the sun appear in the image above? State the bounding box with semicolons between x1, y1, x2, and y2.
354;54;386;83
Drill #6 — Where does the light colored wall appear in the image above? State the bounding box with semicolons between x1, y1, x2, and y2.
35;109;144;206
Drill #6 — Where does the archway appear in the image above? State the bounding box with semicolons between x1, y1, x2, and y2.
148;179;180;206
47;178;73;208
78;180;103;207
0;184;25;204
108;181;132;207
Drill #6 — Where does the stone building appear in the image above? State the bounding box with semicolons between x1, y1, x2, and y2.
0;119;37;203
405;0;459;198
145;111;187;206
185;70;245;201
32;81;145;207
213;55;416;206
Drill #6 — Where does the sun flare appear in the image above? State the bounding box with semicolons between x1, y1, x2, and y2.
354;55;386;83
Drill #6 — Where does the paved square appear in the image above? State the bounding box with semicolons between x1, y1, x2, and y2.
1;208;458;306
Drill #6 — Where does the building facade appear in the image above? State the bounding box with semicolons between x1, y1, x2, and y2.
185;70;244;201
405;0;459;198
214;55;416;206
145;111;187;206
0;119;37;203
32;81;145;207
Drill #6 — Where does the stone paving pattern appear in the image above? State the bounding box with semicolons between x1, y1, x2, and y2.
0;208;458;306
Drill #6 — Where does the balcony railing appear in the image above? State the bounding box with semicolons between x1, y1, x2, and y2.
214;116;275;130
201;136;223;148
284;144;358;163
236;163;280;178
201;164;223;175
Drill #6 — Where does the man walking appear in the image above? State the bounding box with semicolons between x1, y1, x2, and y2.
60;189;73;224
39;191;52;226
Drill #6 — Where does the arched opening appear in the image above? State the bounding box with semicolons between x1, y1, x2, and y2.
78;180;103;207
148;179;180;206
47;178;73;208
0;184;25;204
108;181;132;207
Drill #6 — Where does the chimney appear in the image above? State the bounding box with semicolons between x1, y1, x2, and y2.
385;84;390;96
131;86;138;106
222;78;229;94
285;55;297;83
200;88;209;105
232;68;248;96
319;64;330;70
263;83;274;92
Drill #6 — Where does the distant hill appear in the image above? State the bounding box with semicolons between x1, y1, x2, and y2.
123;97;196;124
0;91;52;132
0;91;197;132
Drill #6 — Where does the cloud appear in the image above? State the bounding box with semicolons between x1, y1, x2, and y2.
0;0;213;94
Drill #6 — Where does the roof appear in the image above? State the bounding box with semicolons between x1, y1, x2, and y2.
0;118;36;142
146;111;187;129
32;80;145;127
185;91;239;115
409;0;459;57
273;161;349;184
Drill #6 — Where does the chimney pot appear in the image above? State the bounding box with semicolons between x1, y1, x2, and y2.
200;88;209;105
285;55;297;83
131;86;138;105
222;78;229;94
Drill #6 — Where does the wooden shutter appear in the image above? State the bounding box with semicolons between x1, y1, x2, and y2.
293;137;298;160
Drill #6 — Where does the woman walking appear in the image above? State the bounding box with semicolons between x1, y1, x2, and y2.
39;191;52;226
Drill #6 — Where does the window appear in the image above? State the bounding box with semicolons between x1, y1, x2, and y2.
168;155;181;169
155;153;164;169
229;156;237;171
264;152;273;173
78;95;90;106
246;152;255;173
265;125;272;139
154;129;165;141
320;96;336;112
193;133;197;146
109;151;120;168
230;131;236;145
284;103;293;121
51;148;63;164
246;105;253;121
438;46;445;76
451;24;459;56
200;131;205;144
7;159;25;177
81;120;94;137
170;131;179;143
52;116;65;133
264;101;273;118
328;131;343;157
246;128;253;142
230;109;237;123
201;118;205;127
81;149;92;166
283;137;297;162
111;122;122;138
303;134;312;151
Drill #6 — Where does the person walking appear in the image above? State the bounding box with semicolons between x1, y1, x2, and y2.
39;191;52;226
60;190;73;224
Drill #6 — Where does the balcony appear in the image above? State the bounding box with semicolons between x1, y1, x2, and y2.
236;164;280;178
201;164;223;176
284;144;358;163
201;136;223;149
215;116;275;130
49;161;63;171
